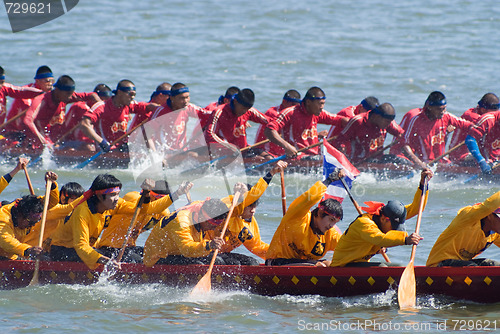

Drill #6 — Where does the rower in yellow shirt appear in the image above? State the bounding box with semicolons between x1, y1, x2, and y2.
143;182;258;267
25;182;85;249
0;171;59;260
330;169;432;267
265;169;345;266
426;191;500;267
0;157;29;200
49;174;176;270
211;161;288;265
96;180;193;263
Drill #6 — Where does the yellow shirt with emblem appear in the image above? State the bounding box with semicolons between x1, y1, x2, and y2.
330;186;428;267
50;194;170;269
265;181;341;261
24;195;84;247
0;184;61;259
143;184;261;267
0;175;9;195
210;177;271;259
97;191;172;249
426;191;500;267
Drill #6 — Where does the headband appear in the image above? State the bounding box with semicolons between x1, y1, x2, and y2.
34;72;53;80
116;85;136;93
53;81;75;91
170;87;189;96
478;100;500;110
0;75;5;81
318;203;341;219
427;98;447;106
371;106;396;120
360;99;375;111
97;90;113;98
235;93;253;108
304;95;326;101
283;96;302;103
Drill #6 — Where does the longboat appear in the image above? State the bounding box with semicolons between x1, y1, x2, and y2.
1;147;497;181
1;260;499;303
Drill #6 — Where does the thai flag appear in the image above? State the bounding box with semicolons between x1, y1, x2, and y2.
322;140;360;203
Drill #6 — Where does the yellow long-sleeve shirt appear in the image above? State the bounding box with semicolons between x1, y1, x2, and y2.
330;186;428;267
24;195;84;247
426;191;500;267
0;184;61;259
266;181;341;261
97;191;172;249
143;184;261;267
0;174;12;196
143;201;212;267
0;203;32;259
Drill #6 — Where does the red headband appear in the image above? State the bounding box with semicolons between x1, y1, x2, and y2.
360;201;385;215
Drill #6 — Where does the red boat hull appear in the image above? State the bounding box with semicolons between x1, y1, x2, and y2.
1;260;499;303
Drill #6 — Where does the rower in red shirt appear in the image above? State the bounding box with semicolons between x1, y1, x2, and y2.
265;86;348;158
79;79;159;153
0;66;43;127
449;93;500;164
333;103;404;164
205;88;270;159
254;89;301;157
128;82;172;130
465;108;500;174
57;84;113;151
396;91;474;170
149;82;211;152
326;96;379;139
20;75;101;150
205;86;240;113
5;65;53;125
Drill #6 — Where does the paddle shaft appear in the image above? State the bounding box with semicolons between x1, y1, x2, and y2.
339;177;391;263
22;166;35;195
241;139;269;152
29;179;52;286
75;118;150;169
280;169;286;215
464;159;500;184
246;136;337;172
54;123;81;146
428;141;465;166
409;177;428;262
115;193;147;263
0;109;27;131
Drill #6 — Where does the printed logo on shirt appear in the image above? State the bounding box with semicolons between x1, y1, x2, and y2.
458;248;477;260
175;121;186;135
49;110;65;126
301;128;317;140
311;241;325;257
233;124;247;138
369;136;385;151
103;215;112;228
238;227;253;243
111;120;128;134
492;139;500;150
4;0;80;33
430;131;446;146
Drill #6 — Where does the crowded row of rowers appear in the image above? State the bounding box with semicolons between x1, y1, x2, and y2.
0;65;499;171
1;158;499;269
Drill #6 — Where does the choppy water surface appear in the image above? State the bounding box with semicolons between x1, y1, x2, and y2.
2;0;500;332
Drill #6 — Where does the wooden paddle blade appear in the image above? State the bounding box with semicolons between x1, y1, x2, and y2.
190;270;212;295
29;260;40;286
398;261;416;309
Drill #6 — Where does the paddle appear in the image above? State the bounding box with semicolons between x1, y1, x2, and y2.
28;179;52;286
245;137;336;173
398;176;428;310
74;119;150;169
0;109;27;131
22;166;35;195
464;159;500;184
114;192;147;263
190;191;241;295
339;177;391;263
280;169;286;215
428;141;465;166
